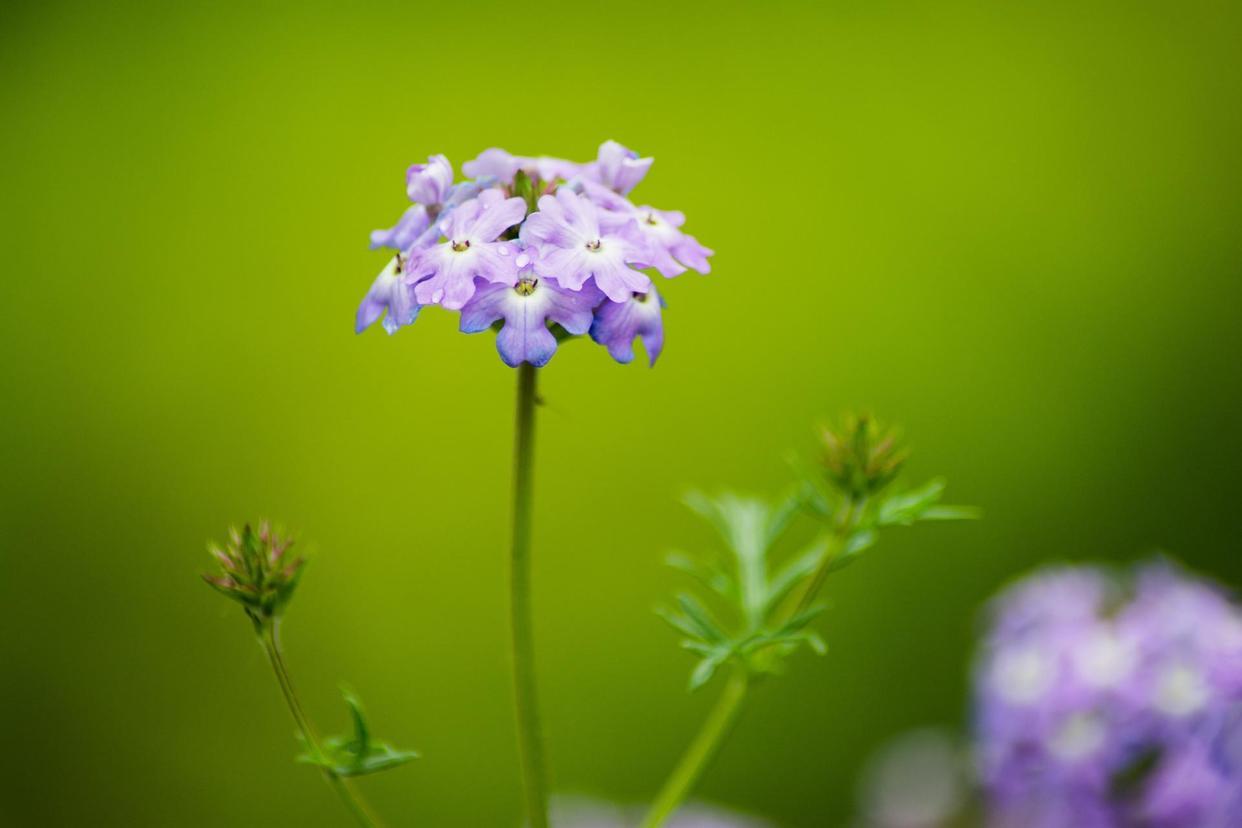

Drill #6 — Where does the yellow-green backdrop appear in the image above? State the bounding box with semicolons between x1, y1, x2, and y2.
3;0;1241;825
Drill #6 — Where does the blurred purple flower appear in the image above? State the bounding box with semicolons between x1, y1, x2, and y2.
974;561;1242;827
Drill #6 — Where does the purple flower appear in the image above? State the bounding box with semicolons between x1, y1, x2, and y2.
586;139;653;195
459;248;601;367
355;254;420;335
369;204;431;251
601;204;714;278
406;154;453;204
370;155;456;251
408;190;527;310
462;148;581;184
973;561;1242;827
356;142;712;367
520;189;651;303
590;286;664;365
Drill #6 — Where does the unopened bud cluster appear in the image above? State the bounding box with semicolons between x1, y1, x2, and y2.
203;522;305;631
818;414;908;501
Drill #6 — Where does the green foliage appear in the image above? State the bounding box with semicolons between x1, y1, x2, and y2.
661;417;979;691
202;522;305;632
659;491;831;691
299;688;419;778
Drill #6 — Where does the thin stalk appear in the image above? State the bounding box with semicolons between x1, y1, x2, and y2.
510;362;550;828
640;670;749;828
261;622;381;828
641;504;862;827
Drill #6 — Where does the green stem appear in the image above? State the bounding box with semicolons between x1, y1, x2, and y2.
510;362;550;828
785;531;848;618
640;671;749;828
262;623;382;828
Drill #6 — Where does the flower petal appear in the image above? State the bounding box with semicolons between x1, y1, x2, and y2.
369;204;430;251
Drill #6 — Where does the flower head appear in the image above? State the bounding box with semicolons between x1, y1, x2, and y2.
202;521;305;631
355;141;712;368
973;561;1242;827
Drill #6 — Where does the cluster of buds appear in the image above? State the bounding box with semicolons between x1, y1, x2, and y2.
202;522;305;631
818;414;908;502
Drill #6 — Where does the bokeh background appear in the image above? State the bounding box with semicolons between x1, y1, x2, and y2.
3;0;1241;825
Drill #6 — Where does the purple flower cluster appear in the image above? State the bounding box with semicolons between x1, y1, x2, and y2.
974;562;1242;827
356;141;712;368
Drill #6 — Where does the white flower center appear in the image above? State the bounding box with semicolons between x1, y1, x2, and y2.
1154;663;1209;717
992;646;1054;705
584;239;602;252
1048;712;1106;761
1075;629;1136;688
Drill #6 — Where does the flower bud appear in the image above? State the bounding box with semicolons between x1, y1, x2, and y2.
202;521;305;631
818;414;908;500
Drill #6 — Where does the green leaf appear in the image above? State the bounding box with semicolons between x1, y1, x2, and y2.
688;654;726;691
665;551;737;603
655;606;709;642
299;688;418;777
878;478;947;526
763;537;828;616
676;594;727;644
763;488;804;546
775;603;826;636
921;504;983;521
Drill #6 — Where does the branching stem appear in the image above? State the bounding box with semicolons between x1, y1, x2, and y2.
641;500;862;827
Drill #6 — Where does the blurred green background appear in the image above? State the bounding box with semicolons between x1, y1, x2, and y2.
3;0;1241;825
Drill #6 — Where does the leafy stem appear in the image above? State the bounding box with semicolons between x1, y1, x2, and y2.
643;517;859;828
644;416;978;827
261;623;383;828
